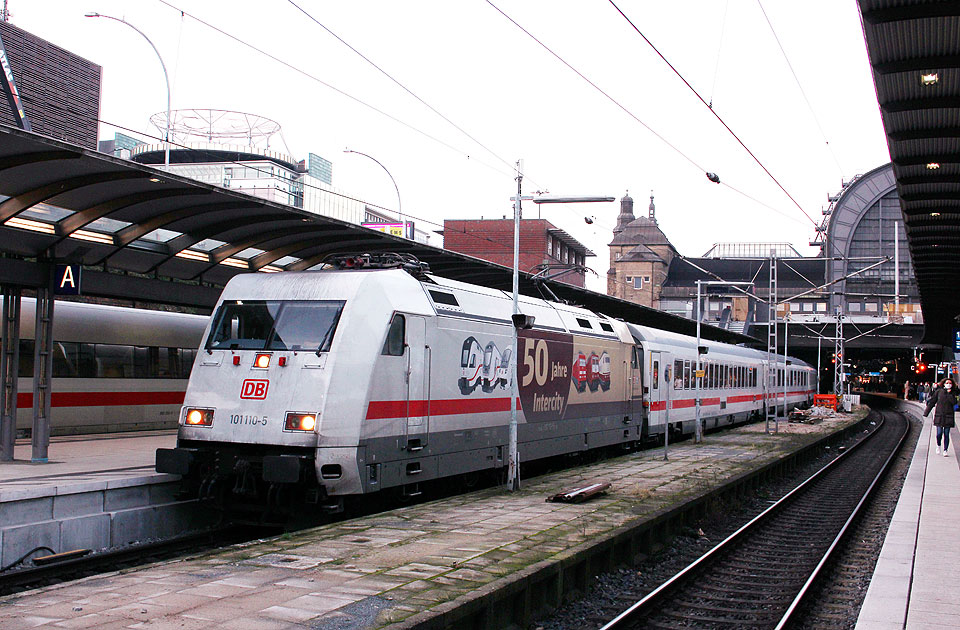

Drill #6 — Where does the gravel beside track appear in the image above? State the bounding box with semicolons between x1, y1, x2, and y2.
533;406;910;630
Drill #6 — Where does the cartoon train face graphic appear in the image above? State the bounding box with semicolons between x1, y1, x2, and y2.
459;337;511;394
572;352;588;393
572;350;611;393
459;337;483;394
598;351;611;391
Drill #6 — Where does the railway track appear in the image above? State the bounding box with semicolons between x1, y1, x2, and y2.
598;408;909;630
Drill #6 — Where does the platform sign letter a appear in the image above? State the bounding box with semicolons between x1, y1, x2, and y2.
54;264;81;296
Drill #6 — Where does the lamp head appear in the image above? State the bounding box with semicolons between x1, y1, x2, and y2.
84;12;101;17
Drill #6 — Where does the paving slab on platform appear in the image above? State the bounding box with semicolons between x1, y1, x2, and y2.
0;430;176;496
857;401;960;630
0;415;865;630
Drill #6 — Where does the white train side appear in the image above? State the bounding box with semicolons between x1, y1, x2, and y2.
5;298;207;435
157;263;816;510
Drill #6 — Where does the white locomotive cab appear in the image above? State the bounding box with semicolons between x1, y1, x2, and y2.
160;269;435;501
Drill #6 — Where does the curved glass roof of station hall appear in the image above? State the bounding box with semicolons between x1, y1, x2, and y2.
825;163;916;300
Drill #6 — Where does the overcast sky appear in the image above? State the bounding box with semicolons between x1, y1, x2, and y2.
10;0;890;292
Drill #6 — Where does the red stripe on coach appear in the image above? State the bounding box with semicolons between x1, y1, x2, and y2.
17;391;186;409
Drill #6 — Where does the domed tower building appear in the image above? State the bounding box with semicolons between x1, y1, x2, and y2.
607;192;677;308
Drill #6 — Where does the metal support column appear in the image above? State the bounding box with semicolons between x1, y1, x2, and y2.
31;276;54;463
0;286;21;461
694;281;703;444
766;252;778;434
783;314;789;419
833;307;844;397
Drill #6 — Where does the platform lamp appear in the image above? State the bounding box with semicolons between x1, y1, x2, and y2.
506;161;614;491
85;13;171;167
343;149;405;237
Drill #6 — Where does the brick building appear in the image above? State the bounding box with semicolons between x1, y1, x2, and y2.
443;218;593;288
607;192;677;307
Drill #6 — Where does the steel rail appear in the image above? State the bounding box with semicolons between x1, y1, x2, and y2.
0;525;254;595
775;409;909;628
600;409;902;630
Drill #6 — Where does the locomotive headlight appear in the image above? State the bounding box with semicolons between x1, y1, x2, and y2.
184;408;214;427
285;412;317;432
254;353;271;368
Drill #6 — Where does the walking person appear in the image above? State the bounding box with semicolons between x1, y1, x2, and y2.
924;377;957;457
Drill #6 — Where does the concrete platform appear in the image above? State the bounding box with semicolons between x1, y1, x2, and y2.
0;412;866;630
856;401;960;630
0;431;216;572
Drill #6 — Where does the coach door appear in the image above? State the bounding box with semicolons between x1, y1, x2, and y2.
630;346;644;419
648;351;669;434
405;315;430;450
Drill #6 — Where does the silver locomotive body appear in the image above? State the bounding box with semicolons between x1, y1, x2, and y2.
157;265;816;510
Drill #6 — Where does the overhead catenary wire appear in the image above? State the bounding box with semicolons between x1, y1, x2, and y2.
97;118;536;256
483;0;810;230
283;0;527;182
483;0;707;175
756;0;845;180
707;0;730;109
152;0;516;182
606;0;820;228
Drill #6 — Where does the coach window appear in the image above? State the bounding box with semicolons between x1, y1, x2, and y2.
96;344;134;378
652;358;659;389
382;314;405;356
674;360;683;389
52;342;79;378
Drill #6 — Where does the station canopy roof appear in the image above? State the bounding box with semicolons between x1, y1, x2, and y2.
0;125;755;346
859;0;960;345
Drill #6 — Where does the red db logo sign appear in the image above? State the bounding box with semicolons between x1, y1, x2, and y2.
240;379;269;400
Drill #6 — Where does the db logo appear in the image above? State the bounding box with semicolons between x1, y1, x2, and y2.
240;379;269;400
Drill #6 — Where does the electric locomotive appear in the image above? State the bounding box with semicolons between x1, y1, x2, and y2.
157;254;816;512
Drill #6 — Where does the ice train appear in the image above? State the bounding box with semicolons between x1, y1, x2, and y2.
157;255;816;510
4;298;206;435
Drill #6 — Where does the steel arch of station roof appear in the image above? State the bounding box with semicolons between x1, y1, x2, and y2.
859;1;960;345
0;125;755;346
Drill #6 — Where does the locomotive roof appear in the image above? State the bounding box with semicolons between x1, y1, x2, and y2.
426;274;627;340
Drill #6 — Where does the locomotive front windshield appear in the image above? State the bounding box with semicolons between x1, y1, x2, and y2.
205;300;345;352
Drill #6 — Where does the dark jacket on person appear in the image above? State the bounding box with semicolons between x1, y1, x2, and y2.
924;386;957;427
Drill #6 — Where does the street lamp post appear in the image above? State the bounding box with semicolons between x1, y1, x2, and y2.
343;149;405;237
85;13;171;167
506;162;613;491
